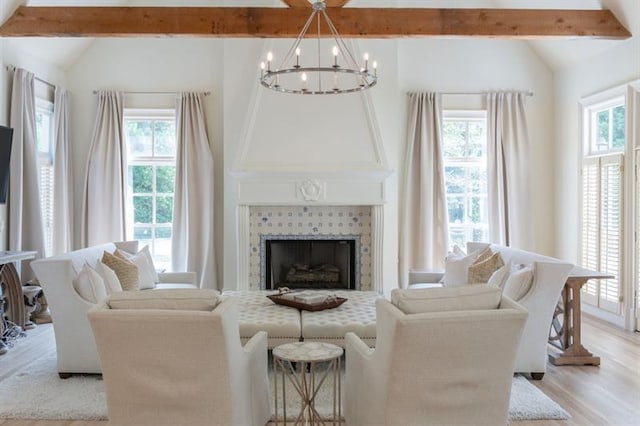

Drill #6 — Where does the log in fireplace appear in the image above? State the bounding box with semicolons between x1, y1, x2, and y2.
265;238;357;290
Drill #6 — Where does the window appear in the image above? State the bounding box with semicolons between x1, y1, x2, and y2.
442;111;489;249
35;98;54;257
587;98;625;154
124;110;177;271
581;96;626;315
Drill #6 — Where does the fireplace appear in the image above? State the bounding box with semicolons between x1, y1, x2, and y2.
262;235;359;290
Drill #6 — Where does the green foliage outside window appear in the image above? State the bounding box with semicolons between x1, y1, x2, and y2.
595;104;625;151
612;106;625;149
156;166;176;193
132;165;153;193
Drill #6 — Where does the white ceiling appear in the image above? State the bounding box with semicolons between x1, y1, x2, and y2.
3;0;638;71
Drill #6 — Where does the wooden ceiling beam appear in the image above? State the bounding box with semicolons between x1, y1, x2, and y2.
0;6;631;39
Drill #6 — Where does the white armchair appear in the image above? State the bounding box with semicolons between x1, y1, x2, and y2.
345;286;528;426
88;295;271;426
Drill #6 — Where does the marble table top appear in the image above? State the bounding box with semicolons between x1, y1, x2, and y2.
273;341;343;363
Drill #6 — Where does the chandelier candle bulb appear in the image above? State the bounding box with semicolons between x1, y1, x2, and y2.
332;46;339;68
301;72;308;91
267;52;273;71
364;52;369;71
295;48;301;68
373;61;378;76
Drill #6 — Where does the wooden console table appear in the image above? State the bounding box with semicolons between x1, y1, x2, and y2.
1;251;38;348
548;267;613;366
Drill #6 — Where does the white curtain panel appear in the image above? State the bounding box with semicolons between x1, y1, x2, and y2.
52;87;74;255
398;92;449;288
8;68;46;280
486;92;533;248
172;92;216;289
81;91;127;247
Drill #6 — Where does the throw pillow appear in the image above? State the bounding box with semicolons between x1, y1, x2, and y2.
73;265;108;304
391;284;502;314
502;265;534;301
115;248;155;290
468;251;505;283
443;249;480;286
102;251;140;291
487;262;511;289
95;261;123;294
108;289;220;311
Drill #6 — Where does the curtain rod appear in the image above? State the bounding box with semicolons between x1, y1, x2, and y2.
6;65;56;90
92;90;211;96
438;91;534;97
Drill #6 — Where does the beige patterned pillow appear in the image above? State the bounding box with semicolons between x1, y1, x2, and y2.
473;247;493;264
468;251;505;283
102;251;139;291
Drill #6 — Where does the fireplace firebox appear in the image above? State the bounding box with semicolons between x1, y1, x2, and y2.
264;237;358;290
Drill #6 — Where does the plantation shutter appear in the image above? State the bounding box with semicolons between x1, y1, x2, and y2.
581;158;599;305
39;163;54;257
581;154;623;314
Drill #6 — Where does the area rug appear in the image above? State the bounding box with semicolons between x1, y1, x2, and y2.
0;354;569;421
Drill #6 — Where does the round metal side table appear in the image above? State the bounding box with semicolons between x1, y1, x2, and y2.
273;341;343;425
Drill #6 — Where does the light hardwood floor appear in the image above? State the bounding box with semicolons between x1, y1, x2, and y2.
1;314;639;426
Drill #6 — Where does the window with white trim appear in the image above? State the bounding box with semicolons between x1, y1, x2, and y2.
124;109;177;271
581;97;625;315
442;111;489;249
35;98;54;257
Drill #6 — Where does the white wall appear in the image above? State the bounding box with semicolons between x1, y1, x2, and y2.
554;36;640;263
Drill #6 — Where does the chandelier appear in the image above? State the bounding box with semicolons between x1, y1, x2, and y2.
259;0;377;95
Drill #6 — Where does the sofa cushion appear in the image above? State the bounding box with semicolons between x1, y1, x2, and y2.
102;251;139;291
73;265;108;304
108;289;220;310
391;284;502;314
115;248;155;290
503;265;534;301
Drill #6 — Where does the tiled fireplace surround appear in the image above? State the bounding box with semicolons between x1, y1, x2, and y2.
234;176;387;293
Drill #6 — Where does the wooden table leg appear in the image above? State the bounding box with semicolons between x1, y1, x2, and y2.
548;277;600;366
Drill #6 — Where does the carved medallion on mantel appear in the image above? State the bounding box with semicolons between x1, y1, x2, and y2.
298;179;325;202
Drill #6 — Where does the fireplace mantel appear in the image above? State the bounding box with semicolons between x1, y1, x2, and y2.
232;170;392;206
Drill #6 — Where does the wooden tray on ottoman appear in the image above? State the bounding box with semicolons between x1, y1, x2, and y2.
267;294;347;312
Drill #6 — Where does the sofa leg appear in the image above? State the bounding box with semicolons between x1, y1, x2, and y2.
58;372;72;379
530;372;544;380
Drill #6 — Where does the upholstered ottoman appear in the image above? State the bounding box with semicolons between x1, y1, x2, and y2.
300;290;379;347
223;291;301;348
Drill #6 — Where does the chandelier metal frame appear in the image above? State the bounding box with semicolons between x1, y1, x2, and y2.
259;0;377;95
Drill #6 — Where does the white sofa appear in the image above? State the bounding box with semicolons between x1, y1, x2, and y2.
409;242;574;379
31;241;197;377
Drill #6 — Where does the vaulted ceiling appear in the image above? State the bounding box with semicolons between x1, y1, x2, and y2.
1;0;637;71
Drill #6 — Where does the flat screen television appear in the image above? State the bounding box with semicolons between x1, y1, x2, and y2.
0;125;14;204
